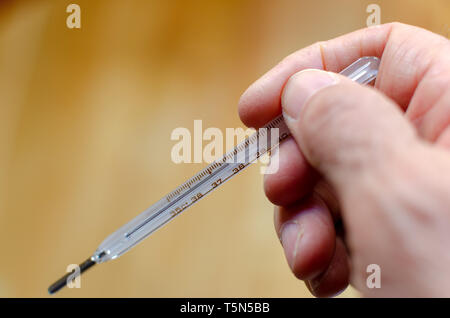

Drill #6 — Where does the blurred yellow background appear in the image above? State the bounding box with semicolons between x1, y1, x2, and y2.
0;0;448;297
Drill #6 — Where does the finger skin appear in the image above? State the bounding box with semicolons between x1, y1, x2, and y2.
437;126;450;147
306;237;349;298
416;84;450;142
282;69;450;296
275;196;335;280
284;76;417;182
238;23;392;128
264;140;341;218
264;137;318;206
243;22;450;297
313;180;340;222
239;22;450;143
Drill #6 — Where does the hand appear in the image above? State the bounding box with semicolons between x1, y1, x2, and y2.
238;22;450;297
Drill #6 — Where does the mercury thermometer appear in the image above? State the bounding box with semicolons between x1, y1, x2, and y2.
48;56;380;294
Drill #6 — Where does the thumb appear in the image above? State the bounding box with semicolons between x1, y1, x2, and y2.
281;69;418;189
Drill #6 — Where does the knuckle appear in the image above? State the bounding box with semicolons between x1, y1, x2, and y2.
278;40;327;69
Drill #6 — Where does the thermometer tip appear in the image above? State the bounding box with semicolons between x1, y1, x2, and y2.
48;257;96;294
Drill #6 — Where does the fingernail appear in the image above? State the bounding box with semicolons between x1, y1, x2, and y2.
280;221;303;269
308;277;321;292
282;70;338;121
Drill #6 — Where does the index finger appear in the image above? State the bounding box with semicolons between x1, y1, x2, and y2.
238;22;449;128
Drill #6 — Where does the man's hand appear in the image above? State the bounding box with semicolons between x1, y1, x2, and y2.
238;22;450;297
